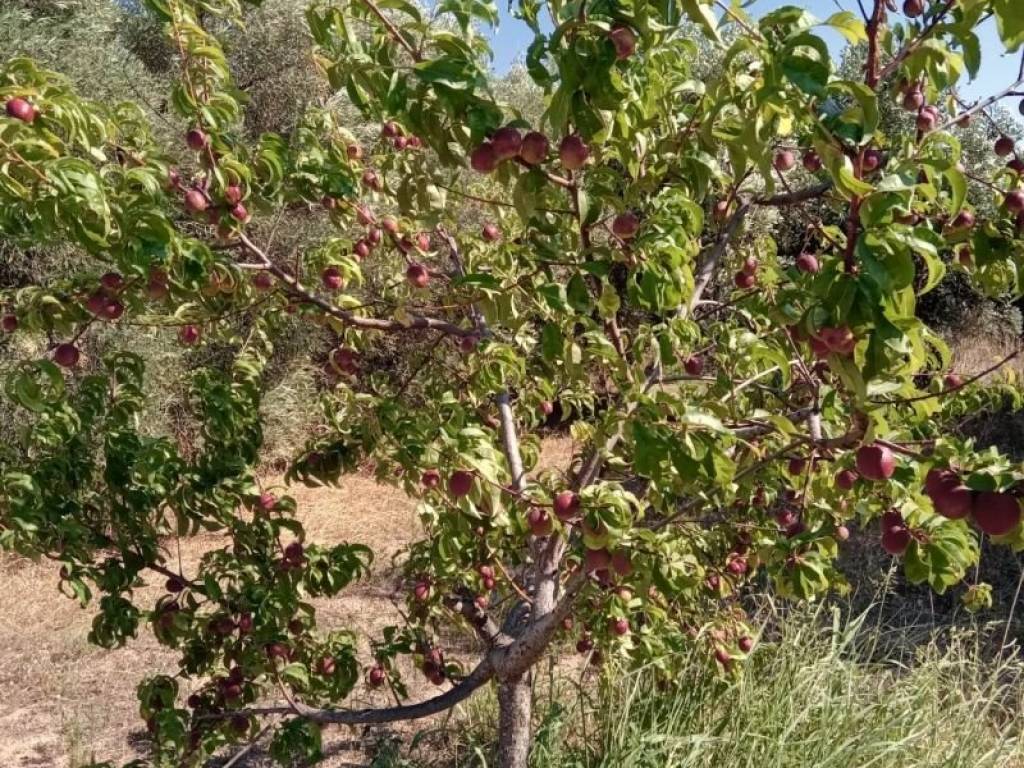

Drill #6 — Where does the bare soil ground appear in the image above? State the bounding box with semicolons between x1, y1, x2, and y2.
0;438;577;768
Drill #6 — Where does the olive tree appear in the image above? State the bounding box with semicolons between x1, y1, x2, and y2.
3;1;1024;766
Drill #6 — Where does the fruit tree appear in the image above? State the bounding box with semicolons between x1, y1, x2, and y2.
3;0;1024;766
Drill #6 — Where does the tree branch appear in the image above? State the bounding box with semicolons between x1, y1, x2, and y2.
688;201;751;315
237;234;473;337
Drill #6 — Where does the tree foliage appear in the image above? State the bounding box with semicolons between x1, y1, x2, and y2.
3;0;1024;766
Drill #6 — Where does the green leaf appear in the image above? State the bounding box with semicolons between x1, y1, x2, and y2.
823;11;866;44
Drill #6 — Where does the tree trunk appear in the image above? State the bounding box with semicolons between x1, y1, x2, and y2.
496;672;532;768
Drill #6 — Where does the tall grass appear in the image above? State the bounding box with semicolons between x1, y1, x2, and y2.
413;605;1024;768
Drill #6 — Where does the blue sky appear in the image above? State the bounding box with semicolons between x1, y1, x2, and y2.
486;0;1020;103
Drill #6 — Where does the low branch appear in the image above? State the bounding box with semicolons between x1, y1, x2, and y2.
237;234;473;337
688;201;751;315
220;659;493;724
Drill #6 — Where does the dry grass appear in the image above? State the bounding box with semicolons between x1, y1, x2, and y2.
0;437;576;768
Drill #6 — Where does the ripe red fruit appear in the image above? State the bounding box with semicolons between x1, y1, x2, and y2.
101;298;124;321
788;457;807;476
413;581;430;602
361;169;381;190
382;216;399;234
609;25;637;60
459;334;478;354
559;135;589;170
356;205;375;226
407;135;422;149
367;665;385;687
803;150;822;172
836;469;858;491
321;196;337;211
714;647;731;666
903;0;924;17
284;541;304;562
448;470;474;498
393;136;408;150
683;355;704;376
612;212;640;239
421;469;441;489
862;149;882;172
381;121;401;138
179;324;201;345
972;492;1021;536
835;525;851;541
995;136;1015;157
367;228;383;246
773;150;796;171
1;314;17;333
347;143;363;160
950;210;976;229
775;508;797;528
916;105;938;132
54;343;80;368
470;142;499;173
1005;190;1024;214
734;270;755;289
611;551;633;577
927;473;972;520
406;263;429;288
5;97;36;123
527;506;553;536
576;634;594;653
610;617;630;636
519;131;550;165
85;291;107;316
738;636;754;653
482;223;501;242
491;126;523;160
184;189;208;213
881;524;911;555
266;642;290;661
902;87;924;112
553;490;580;521
414;231;431;252
856;444;895;481
251;271;274;292
944;372;963;390
224;185;243;205
321;266;344;291
795;252;819;273
585;548;612;573
741;256;758;275
258;492;276;511
165;576;184;593
185;128;208;151
229;203;248;222
316;656;336;676
100;272;124;292
539;400;555;416
727;557;748;575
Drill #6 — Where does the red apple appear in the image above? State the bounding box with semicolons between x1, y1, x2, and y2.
5;97;35;123
612;212;640;239
856;444;895;481
553;490;580;521
995;136;1015;157
944;372;963;390
788;457;807;476
611;551;633;577
773;150;796;171
734;271;755;289
185;128;208;151
609;25;637;60
902;87;924;112
928;476;972;520
836;469;858;490
184;189;208;214
491;126;523;160
54;343;80;368
903;0;923;17
368;666;385;687
1;314;17;333
448;470;474;497
559;135;589;170
972;492;1021;536
539;400;555;416
321;266;344;291
610;617;630;636
584;547;611;573
421;469;441;489
229;203;248;222
738;636;754;653
519;131;550;165
482;223;501;242
881;524;911;555
179;324;201;345
950;210;976;230
406;263;429;288
470;141;499;173
381;121;401;138
361;169;381;190
862;149;882;172
258;492;276;511
802;150;822;172
1006;190;1024;214
527;506;553;536
795;252;819;273
683;355;704;376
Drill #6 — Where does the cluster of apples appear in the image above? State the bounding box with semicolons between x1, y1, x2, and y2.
470;127;591;173
380;121;423;151
925;468;1021;535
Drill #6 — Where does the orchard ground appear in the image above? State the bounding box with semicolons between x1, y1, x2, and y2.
2;333;1024;768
